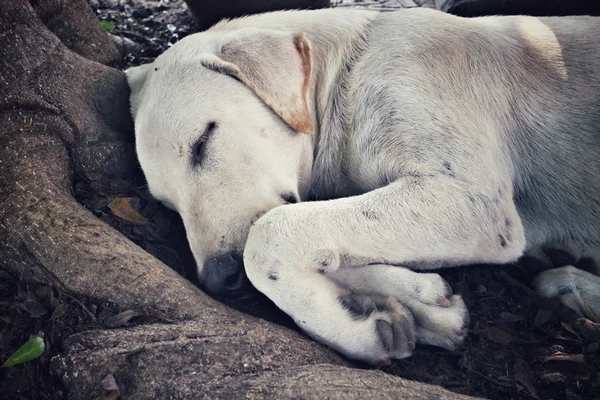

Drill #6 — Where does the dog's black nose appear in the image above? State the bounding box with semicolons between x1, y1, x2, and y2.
202;252;247;296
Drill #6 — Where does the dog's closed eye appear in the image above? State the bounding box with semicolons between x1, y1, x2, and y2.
191;121;217;167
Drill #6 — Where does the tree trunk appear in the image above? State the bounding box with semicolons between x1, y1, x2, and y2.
0;0;474;398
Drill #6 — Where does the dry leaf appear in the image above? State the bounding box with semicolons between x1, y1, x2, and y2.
96;374;120;400
484;327;514;345
561;322;579;337
34;286;53;300
16;299;48;318
50;303;67;320
108;197;149;225
542;352;585;363
540;372;567;384
483;327;531;345
533;309;554;327
513;357;538;397
573;318;600;342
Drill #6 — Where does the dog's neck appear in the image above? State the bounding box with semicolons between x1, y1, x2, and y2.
212;9;379;200
305;12;378;200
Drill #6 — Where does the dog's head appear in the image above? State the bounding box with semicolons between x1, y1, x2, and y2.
127;28;314;296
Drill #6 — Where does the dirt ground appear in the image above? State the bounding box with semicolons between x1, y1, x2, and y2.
2;1;600;399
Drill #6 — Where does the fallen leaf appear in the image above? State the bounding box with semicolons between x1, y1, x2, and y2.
82;196;111;210
550;344;565;353
104;310;137;328
484;327;514;345
108;198;149;225
103;374;119;391
51;303;67;320
90;181;111;194
483;327;533;345
2;336;45;367
540;372;567;384
573;318;600;342
542;326;579;342
96;374;120;400
561;322;579;337
34;286;53;300
16;299;48;318
100;20;115;32
542;352;585;363
514;357;538;397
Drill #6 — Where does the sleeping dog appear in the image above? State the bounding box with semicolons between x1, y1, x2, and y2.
126;8;600;364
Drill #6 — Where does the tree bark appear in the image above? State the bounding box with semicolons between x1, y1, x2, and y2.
0;0;474;398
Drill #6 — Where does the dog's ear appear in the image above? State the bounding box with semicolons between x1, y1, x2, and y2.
126;64;153;118
201;28;314;134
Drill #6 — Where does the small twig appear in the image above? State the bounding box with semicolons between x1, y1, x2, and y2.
60;291;96;322
466;366;513;388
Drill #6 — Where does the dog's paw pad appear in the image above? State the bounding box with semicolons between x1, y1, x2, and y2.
339;294;377;318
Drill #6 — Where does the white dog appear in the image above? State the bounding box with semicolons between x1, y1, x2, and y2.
127;8;600;364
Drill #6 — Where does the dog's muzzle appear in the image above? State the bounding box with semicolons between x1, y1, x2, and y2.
202;252;248;296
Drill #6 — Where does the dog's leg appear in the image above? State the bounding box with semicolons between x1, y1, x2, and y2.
535;265;600;321
243;175;525;363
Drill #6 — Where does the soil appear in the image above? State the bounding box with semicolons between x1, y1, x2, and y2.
2;1;599;399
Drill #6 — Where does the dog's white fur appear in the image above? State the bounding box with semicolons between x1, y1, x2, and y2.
127;8;600;364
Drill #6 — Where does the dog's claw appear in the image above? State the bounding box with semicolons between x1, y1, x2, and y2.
385;298;417;358
376;319;393;352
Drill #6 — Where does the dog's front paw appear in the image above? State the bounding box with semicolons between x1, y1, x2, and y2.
244;210;469;363
327;291;467;364
331;265;469;352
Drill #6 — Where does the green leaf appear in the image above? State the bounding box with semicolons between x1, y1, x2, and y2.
100;20;115;32
2;337;45;367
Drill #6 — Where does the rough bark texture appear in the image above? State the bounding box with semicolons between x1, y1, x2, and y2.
0;0;475;398
53;322;475;399
30;0;121;65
